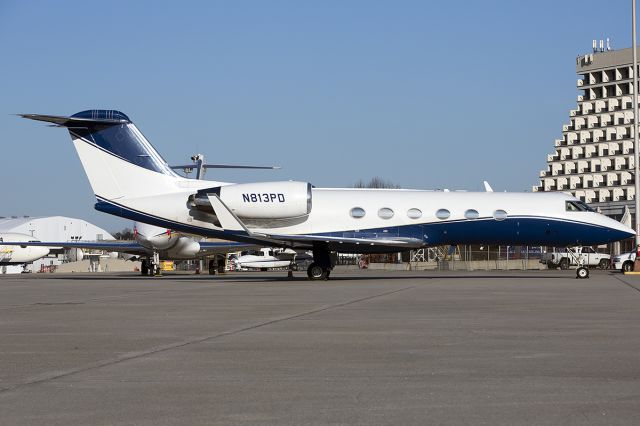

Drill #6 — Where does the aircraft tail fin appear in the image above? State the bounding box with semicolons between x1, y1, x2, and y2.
20;110;180;201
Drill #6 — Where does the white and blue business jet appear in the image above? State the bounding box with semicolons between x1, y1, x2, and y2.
20;110;635;280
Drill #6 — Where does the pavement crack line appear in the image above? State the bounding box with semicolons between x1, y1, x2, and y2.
0;284;416;395
0;281;247;312
613;274;640;294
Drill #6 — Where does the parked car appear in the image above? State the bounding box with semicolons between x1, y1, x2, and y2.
540;247;610;270
613;252;636;272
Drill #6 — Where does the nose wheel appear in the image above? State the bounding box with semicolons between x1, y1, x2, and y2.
576;266;589;279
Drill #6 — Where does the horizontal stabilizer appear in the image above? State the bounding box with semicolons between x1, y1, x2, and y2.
171;164;280;170
19;111;129;127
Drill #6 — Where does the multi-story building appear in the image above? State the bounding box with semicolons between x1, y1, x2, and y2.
534;45;640;221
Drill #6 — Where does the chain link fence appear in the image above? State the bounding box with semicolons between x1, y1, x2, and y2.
347;244;618;271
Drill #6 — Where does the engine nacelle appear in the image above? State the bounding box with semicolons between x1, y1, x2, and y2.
65;248;84;262
166;238;201;259
218;181;312;219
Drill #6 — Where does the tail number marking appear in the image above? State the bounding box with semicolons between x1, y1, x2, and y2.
242;193;286;203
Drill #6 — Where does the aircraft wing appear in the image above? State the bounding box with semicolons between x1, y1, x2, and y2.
204;193;424;252
0;241;146;254
260;233;424;251
198;242;256;254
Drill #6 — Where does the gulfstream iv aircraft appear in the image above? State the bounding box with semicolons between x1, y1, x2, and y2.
20;110;635;280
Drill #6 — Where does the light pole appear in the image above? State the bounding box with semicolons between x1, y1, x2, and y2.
634;0;640;245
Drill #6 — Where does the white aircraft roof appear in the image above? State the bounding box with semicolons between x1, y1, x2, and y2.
0;216;114;242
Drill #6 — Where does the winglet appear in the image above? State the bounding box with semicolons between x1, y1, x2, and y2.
483;181;494;192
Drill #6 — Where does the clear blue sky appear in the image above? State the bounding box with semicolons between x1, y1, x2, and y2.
0;0;633;233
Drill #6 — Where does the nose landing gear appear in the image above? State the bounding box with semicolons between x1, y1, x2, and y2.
576;266;589;279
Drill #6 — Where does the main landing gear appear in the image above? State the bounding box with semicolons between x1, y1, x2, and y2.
208;255;227;275
306;244;333;281
140;252;162;276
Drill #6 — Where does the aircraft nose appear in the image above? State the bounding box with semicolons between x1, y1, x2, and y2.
602;216;635;241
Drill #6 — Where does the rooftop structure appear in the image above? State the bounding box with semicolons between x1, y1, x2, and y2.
534;44;640;219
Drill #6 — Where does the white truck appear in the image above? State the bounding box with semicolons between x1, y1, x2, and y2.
540;247;610;270
612;251;636;272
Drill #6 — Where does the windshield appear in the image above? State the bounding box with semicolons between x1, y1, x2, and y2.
565;200;596;212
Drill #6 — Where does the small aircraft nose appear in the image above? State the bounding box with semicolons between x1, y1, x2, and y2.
36;247;50;258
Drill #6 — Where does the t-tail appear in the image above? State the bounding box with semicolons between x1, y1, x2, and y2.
20;110;184;201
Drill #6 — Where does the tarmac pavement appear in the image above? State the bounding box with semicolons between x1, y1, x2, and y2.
0;270;639;425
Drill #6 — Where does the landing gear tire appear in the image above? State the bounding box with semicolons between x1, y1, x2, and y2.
576;266;589;279
622;261;634;273
208;259;216;275
598;259;609;270
141;260;149;276
307;262;329;280
559;259;570;270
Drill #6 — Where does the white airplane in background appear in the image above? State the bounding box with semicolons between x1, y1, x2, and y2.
19;110;635;280
234;247;312;271
0;233;49;271
0;221;253;276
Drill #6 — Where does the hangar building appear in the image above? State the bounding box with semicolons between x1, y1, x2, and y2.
0;215;114;273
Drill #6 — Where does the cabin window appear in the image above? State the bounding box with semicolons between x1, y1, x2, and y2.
407;208;422;219
350;207;366;218
436;209;450;220
464;209;480;220
493;209;508;221
378;208;394;219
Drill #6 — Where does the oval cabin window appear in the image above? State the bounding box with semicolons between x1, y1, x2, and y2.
350;207;366;218
436;209;450;220
407;208;422;219
378;208;394;219
464;209;479;220
493;209;508;221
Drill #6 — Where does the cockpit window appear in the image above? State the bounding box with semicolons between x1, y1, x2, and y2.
566;200;595;212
